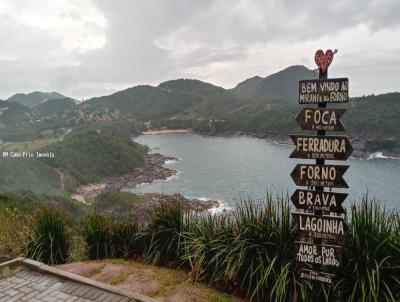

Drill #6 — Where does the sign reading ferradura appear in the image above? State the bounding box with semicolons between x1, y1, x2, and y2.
290;164;349;188
300;269;334;285
294;242;342;267
292;213;347;240
299;78;349;104
296;108;346;131
290;190;346;213
290;135;353;160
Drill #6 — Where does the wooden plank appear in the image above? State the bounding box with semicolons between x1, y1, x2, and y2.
289;135;353;160
290;189;346;213
300;269;334;285
294;241;341;267
299;78;349;104
292;212;347;240
290;164;349;188
296;108;346;131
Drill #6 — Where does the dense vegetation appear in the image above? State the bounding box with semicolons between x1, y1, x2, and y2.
0;194;398;301
0;126;148;195
43;127;147;185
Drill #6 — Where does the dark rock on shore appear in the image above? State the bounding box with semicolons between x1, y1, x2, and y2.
74;153;177;199
98;192;220;221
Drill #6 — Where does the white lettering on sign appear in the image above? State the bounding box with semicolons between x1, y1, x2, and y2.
304;109;337;125
299;216;345;236
295;243;340;267
300;165;336;181
298;191;337;207
296;137;346;153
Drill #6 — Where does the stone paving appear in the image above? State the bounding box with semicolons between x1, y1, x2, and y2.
0;267;131;302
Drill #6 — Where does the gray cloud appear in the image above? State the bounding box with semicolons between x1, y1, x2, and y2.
0;0;399;99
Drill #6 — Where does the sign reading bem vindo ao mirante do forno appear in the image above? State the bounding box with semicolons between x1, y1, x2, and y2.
290;49;351;285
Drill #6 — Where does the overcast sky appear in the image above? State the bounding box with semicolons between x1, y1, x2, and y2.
1;0;399;100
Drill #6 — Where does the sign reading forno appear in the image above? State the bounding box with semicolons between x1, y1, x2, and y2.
299;78;349;104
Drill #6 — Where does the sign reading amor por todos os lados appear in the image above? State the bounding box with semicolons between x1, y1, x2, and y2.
290;49;351;285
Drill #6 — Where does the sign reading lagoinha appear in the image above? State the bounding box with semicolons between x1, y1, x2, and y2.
292;213;347;240
299;78;349;104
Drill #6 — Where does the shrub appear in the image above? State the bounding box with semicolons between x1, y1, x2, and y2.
81;212;110;259
27;206;70;265
183;195;298;301
108;218;144;258
0;207;29;261
145;202;185;264
335;197;400;301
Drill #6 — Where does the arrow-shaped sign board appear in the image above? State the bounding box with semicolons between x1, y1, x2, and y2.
290;190;347;213
292;212;348;240
299;78;349;104
290;135;353;160
300;269;335;285
290;164;349;188
294;241;342;267
296;108;346;131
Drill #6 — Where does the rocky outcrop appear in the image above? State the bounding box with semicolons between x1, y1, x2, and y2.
75;153;177;199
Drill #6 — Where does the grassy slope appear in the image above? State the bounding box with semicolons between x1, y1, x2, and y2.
0;127;148;195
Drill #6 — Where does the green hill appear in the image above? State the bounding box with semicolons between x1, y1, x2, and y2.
43;127;148;186
231;65;317;102
8;91;67;108
0;126;148;195
35;98;76;115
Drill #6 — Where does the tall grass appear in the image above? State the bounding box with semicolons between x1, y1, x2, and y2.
334;197;400;301
81;212;110;259
183;195;298;301
3;194;400;301
0;207;29;262
27;206;70;265
145;202;185;264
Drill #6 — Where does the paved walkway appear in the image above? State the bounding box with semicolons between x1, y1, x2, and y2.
0;258;159;302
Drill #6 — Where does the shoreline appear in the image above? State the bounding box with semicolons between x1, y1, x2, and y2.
74;153;178;201
72;152;221;211
194;131;400;160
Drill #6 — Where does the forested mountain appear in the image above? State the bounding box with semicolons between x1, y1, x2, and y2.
1;65;399;146
7;91;67;108
231;65;317;101
34;98;76;115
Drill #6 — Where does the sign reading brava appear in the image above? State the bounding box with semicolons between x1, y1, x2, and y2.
299;78;349;104
290;190;346;213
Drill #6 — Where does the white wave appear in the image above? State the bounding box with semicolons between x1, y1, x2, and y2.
164;159;178;165
188;196;232;214
209;200;232;214
367;152;400;160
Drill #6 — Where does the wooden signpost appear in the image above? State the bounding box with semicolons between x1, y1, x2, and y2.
294;242;342;267
292;213;347;240
290;135;353;160
299;78;349;104
296;108;346;131
290;49;351;285
291;164;349;188
290;190;346;213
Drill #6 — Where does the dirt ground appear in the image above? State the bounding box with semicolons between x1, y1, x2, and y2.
57;260;245;302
